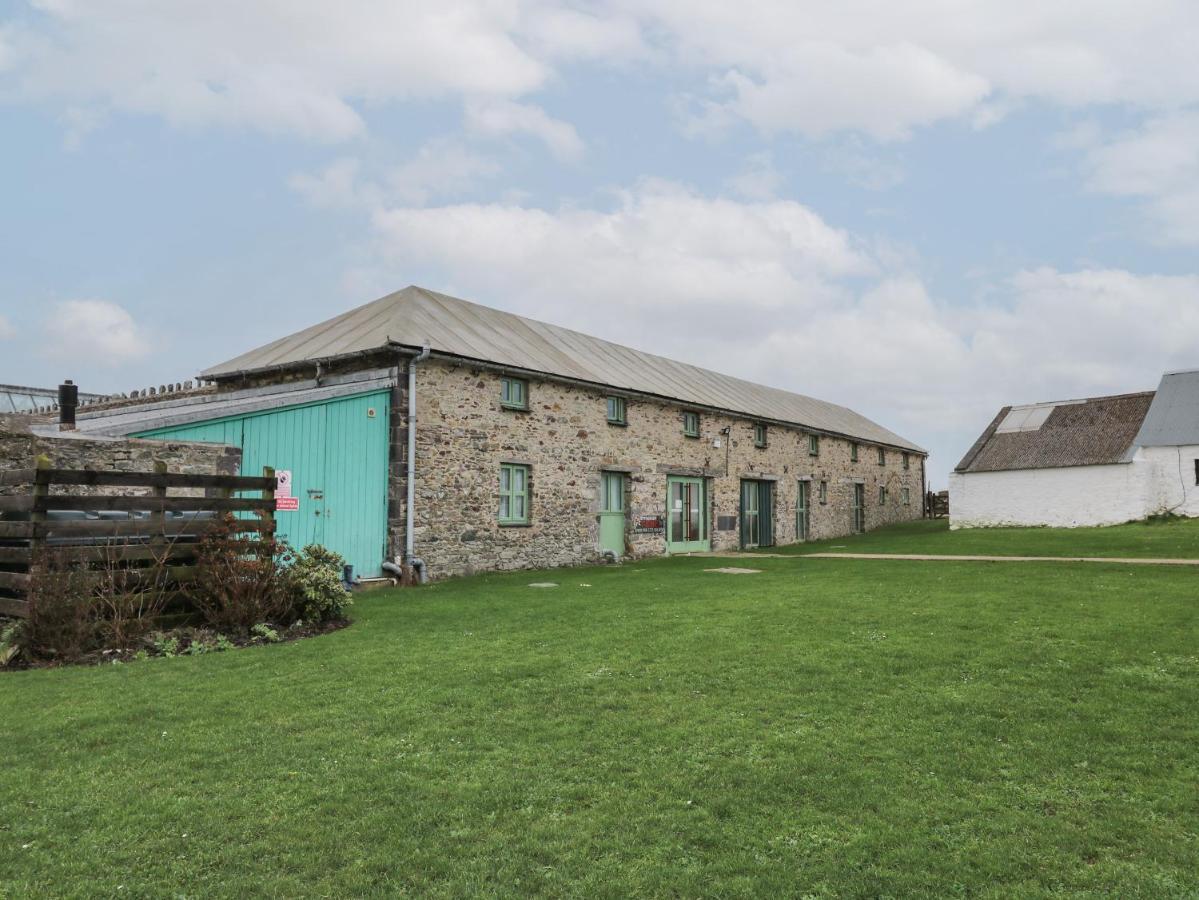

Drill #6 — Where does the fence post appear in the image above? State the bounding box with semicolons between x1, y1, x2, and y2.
28;455;52;585
260;466;276;541
150;459;168;556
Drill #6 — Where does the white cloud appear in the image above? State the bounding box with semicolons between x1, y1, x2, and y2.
2;1;552;141
465;99;585;161
7;2;1199;145
290;141;502;211
1082;111;1199;244
635;1;1199;139
351;181;1199;484
725;152;782;200
44;300;151;364
0;314;14;339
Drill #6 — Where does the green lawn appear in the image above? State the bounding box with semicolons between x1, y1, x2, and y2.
777;516;1199;559
2;552;1198;896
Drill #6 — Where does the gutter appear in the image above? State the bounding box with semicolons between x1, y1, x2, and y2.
404;342;431;583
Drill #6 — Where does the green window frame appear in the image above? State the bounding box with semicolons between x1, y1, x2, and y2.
878;485;887;506
877;447;886;466
683;411;700;437
902;487;911;506
808;434;820;457
753;423;767;448
902;452;910;470
606;396;626;425
850;442;859;462
501;377;528;410
818;480;828;504
499;463;530;525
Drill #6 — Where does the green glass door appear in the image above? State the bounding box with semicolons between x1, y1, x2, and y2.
796;480;810;541
852;482;865;533
599;472;626;556
666;476;709;553
740;479;774;549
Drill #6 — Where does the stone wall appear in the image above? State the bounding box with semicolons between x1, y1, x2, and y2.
396;360;925;578
0;415;241;496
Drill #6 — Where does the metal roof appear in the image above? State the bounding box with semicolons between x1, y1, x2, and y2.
1126;370;1199;452
954;391;1155;473
202;285;924;452
67;370;395;438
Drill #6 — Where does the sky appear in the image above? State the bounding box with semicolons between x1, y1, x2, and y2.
3;2;1199;486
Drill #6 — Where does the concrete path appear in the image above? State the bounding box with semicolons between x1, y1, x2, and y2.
799;552;1199;566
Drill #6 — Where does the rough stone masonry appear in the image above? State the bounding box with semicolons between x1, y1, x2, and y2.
391;359;925;578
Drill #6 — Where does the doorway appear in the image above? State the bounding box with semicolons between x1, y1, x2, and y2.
599;471;626;556
666;476;709;553
740;479;774;549
796;479;810;541
852;482;865;534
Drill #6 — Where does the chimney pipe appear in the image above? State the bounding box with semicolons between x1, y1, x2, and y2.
58;379;78;430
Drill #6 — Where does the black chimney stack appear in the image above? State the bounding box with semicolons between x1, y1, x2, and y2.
58;379;78;430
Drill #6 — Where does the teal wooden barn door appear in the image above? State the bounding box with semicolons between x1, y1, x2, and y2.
134;389;390;577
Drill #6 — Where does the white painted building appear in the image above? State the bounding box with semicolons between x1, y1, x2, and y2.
950;370;1199;528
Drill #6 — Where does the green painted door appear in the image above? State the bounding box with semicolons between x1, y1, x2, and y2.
134;389;390;577
598;472;626;555
740;480;774;549
796;480;810;541
852;483;865;534
666;476;709;553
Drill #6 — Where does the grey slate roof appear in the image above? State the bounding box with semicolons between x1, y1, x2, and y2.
1126;370;1199;452
202;285;924;452
954;391;1156;473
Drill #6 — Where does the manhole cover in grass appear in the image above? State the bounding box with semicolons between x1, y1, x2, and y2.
703;567;762;575
528;582;559;588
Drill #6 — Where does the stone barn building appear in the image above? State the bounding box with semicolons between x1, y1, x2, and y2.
950;369;1199;528
65;287;927;580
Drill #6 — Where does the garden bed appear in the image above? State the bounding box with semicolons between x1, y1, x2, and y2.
0;614;350;670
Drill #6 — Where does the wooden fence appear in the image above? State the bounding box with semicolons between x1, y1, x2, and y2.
0;458;276;618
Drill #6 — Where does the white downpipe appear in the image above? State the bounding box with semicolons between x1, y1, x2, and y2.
405;343;431;579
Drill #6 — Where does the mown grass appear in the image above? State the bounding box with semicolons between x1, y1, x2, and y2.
777;516;1199;559
2;553;1197;897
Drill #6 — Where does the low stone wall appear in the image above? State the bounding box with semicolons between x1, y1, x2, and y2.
0;415;241;496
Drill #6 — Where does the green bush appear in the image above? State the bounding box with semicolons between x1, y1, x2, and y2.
288;545;353;623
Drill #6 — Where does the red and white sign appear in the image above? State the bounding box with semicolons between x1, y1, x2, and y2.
276;496;299;511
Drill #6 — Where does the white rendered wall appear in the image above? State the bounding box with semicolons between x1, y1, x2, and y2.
949;460;1155;529
1140;445;1199;518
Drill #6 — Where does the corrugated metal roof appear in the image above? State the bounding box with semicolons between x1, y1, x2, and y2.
954;391;1155;473
203;285;924;452
1126;370;1199;452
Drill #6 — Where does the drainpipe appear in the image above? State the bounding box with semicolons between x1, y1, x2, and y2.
405;342;431;583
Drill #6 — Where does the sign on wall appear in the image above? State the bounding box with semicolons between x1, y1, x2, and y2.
276;470;299;511
633;515;664;534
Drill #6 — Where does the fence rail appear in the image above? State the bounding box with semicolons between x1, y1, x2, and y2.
0;457;276;619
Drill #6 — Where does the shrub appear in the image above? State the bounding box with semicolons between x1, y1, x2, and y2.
22;557;102;662
288;544;353;623
251;623;280;643
188;516;296;632
21;541;177;663
0;621;22;668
